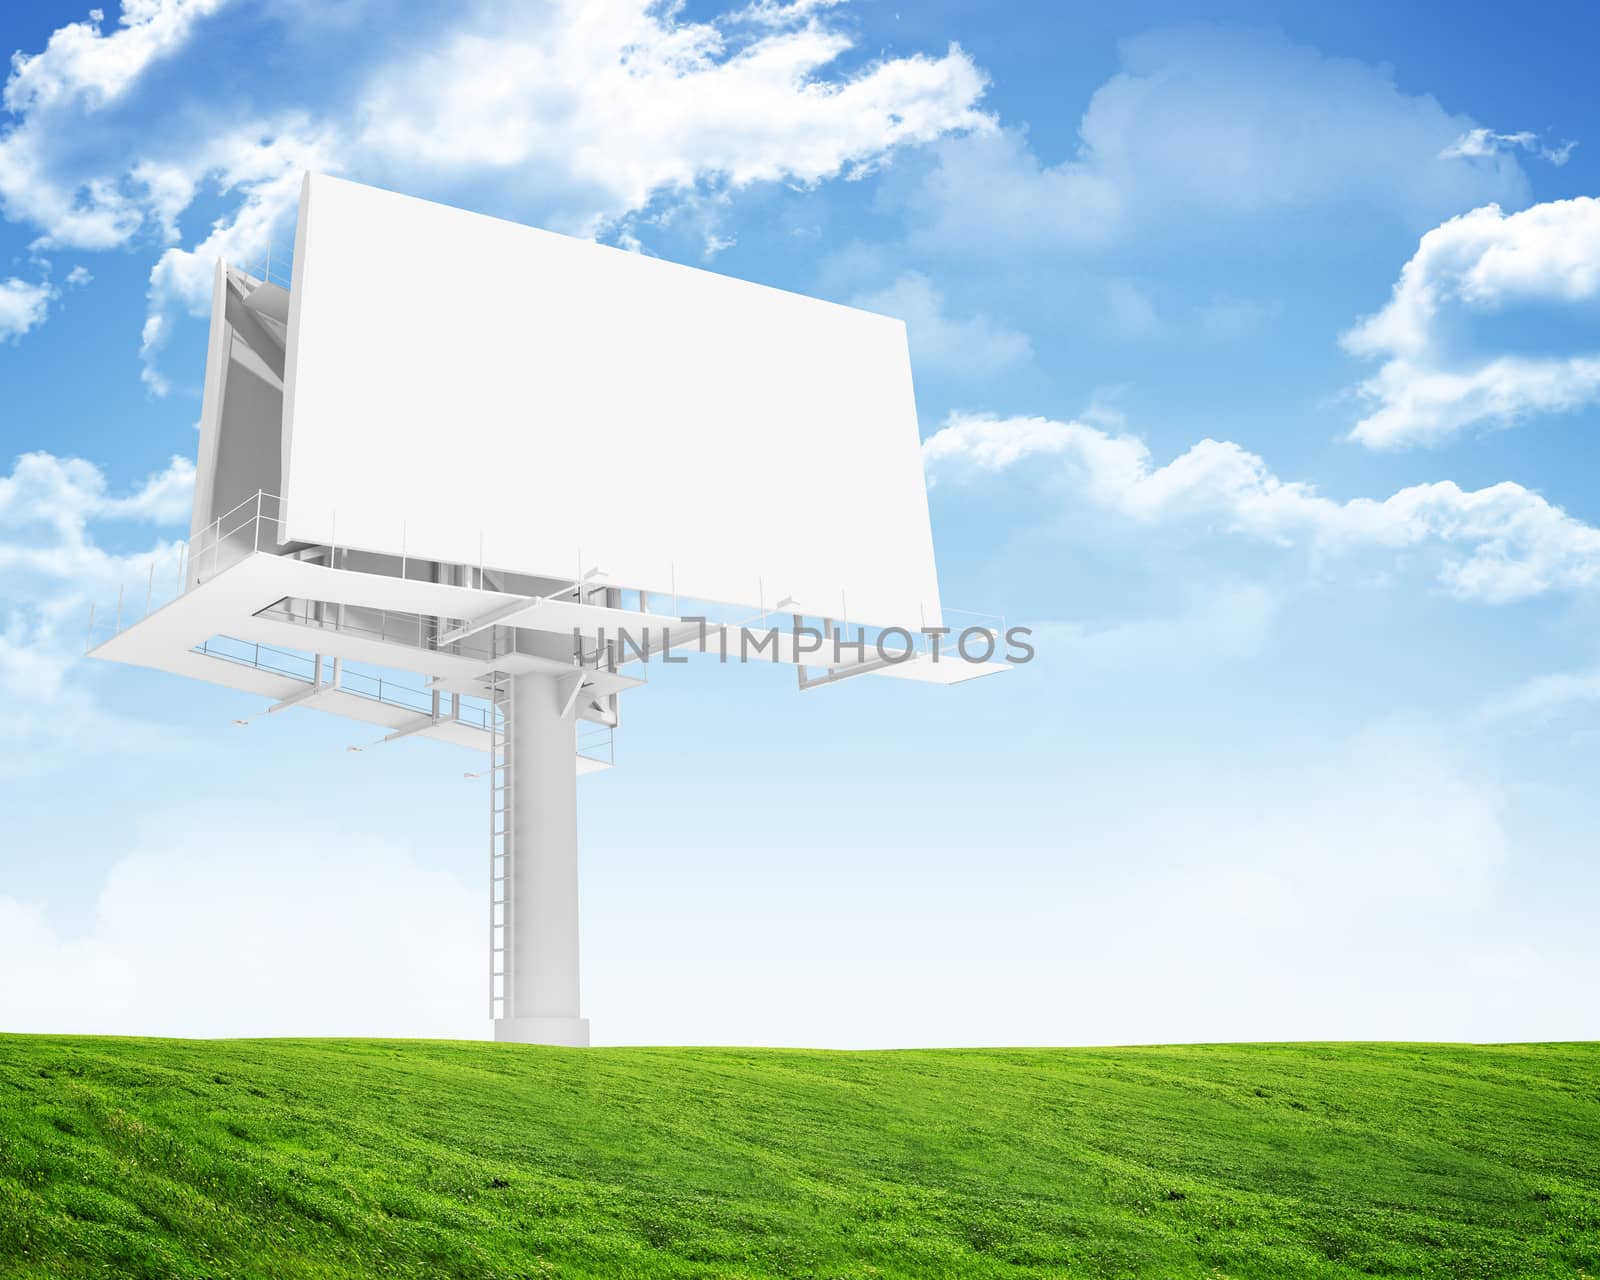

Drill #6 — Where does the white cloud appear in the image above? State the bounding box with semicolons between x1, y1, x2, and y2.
924;411;1600;603
732;0;847;27
0;450;194;768
1479;666;1600;728
0;263;100;341
0;0;992;392
0;0;230;249
1347;356;1600;450
0;821;481;1038
0;276;52;339
354;2;990;228
4;0;229;114
850;270;1030;378
1346;199;1600;356
0;448;195;531
903;25;1529;257
1440;127;1576;166
1342;198;1600;448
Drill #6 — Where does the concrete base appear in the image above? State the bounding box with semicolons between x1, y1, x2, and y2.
494;1016;591;1047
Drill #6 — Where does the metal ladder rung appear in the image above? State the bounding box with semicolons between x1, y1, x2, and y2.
489;672;514;1022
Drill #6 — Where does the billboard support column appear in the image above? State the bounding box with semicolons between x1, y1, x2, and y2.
493;671;590;1047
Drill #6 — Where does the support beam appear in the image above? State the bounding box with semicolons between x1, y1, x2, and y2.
494;671;589;1047
267;655;340;713
242;280;290;325
435;596;530;648
267;679;333;713
558;672;587;719
382;711;444;743
223;281;286;382
796;652;896;691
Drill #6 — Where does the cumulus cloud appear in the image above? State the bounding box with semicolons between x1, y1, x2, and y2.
4;0;228;114
1342;198;1600;447
0;450;194;769
0;0;230;249
924;411;1600;603
850;270;1030;378
0;448;195;533
0;276;53;339
353;3;989;228
0;0;992;391
902;25;1529;257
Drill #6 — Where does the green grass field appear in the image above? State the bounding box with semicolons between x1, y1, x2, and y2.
1;1038;1596;1279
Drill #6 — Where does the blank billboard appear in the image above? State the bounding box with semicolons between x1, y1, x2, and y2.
280;174;942;629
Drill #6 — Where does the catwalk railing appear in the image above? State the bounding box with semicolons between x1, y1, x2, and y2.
85;490;288;652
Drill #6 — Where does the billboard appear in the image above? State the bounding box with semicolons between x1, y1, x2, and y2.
280;174;943;629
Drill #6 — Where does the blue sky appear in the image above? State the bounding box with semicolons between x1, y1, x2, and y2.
3;0;1598;1046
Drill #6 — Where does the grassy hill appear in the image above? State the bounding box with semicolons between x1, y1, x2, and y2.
1;1038;1596;1278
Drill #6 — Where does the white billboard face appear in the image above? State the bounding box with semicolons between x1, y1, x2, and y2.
281;175;943;629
